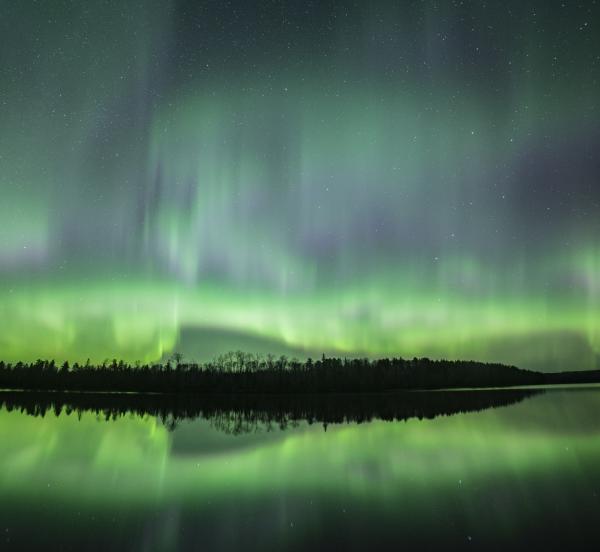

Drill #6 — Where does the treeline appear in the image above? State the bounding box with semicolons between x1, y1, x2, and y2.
544;369;600;385
0;388;542;434
0;351;571;394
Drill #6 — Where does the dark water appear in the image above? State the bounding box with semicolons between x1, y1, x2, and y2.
1;386;600;551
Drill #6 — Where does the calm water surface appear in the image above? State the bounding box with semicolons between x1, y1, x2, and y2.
1;386;600;550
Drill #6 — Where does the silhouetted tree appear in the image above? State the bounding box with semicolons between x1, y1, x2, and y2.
0;352;596;395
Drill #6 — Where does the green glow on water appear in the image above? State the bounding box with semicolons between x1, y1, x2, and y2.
2;390;599;505
2;388;600;548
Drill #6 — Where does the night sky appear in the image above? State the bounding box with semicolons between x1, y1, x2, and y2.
1;1;599;370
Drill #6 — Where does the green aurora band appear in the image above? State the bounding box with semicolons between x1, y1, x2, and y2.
1;1;599;369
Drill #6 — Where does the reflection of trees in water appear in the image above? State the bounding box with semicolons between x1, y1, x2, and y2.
0;389;542;434
209;411;301;435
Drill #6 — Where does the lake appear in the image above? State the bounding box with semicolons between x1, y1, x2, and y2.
1;386;600;550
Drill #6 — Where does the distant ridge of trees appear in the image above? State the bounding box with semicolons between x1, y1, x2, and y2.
0;352;598;394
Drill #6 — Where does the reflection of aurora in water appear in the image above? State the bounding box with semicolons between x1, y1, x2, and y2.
2;387;600;549
1;2;600;369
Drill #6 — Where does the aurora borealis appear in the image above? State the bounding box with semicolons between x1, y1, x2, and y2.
1;1;599;369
